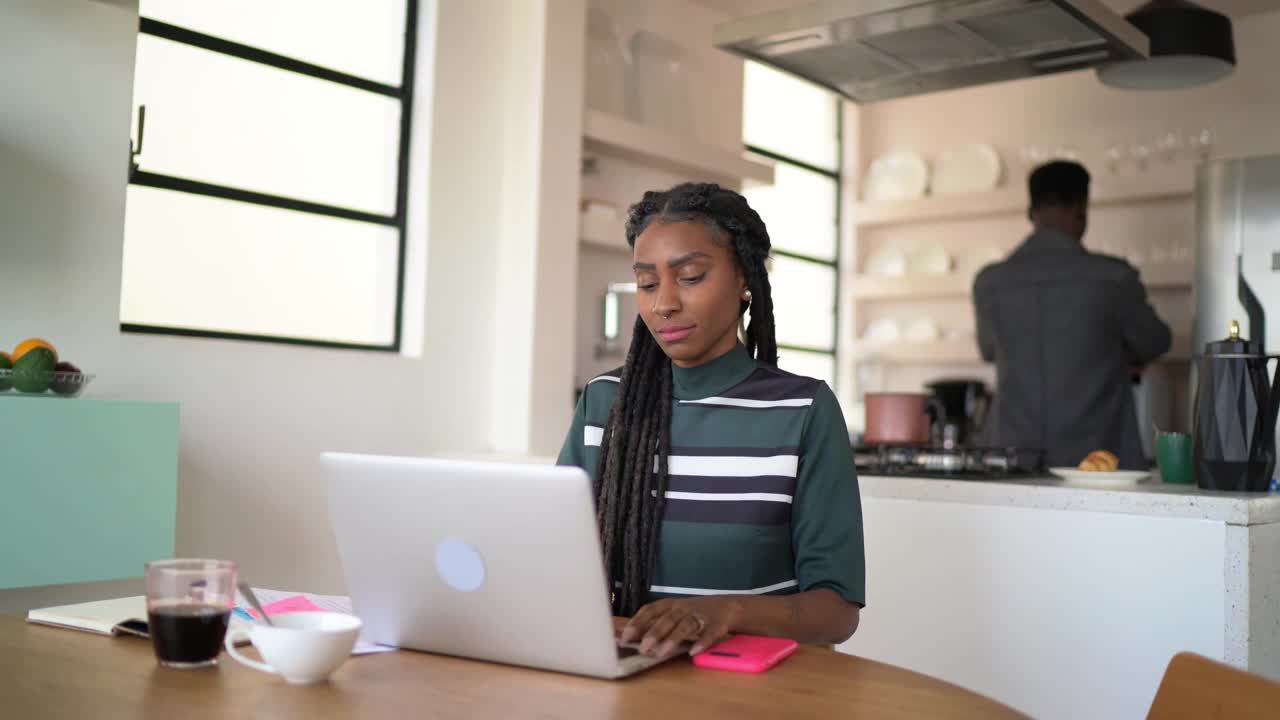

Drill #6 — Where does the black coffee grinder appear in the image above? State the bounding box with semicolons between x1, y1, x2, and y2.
925;379;990;449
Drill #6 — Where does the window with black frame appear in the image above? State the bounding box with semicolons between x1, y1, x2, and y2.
742;61;842;388
120;1;418;351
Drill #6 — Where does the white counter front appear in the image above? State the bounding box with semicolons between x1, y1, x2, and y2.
841;474;1280;720
860;474;1280;525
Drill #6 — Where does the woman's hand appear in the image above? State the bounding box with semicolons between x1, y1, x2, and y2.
619;596;742;657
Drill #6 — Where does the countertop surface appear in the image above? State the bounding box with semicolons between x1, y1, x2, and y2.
859;474;1280;525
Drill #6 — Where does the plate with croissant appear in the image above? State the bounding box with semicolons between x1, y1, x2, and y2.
1050;450;1150;487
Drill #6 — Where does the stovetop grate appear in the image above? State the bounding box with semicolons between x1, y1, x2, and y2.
853;445;1047;480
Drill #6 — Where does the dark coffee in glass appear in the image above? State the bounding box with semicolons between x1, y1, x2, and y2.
149;605;232;665
145;559;237;668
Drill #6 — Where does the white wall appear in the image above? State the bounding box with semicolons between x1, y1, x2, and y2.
0;0;584;593
491;0;585;454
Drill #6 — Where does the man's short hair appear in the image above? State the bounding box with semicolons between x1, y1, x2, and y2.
1029;160;1090;209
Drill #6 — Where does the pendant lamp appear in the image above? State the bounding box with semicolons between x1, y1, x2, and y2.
1097;0;1235;90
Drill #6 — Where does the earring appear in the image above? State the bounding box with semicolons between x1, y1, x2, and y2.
743;290;753;302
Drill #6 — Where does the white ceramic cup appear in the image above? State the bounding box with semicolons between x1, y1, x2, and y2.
224;612;362;684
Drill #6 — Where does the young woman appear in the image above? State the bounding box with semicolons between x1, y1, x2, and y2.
557;182;864;658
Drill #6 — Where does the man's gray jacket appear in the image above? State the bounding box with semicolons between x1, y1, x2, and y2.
973;228;1171;469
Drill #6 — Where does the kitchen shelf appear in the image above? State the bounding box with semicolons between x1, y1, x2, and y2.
579;209;629;254
851;273;974;300
855;335;1193;366
853;168;1195;228
856;338;988;365
582;110;774;189
850;263;1192;300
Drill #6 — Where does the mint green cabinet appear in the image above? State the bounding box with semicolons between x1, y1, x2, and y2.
0;397;178;589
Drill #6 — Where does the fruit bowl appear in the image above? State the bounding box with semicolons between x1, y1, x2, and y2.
0;369;95;398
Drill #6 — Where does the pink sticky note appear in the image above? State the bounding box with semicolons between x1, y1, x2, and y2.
246;594;324;618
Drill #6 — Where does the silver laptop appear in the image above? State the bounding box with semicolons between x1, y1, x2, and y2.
321;452;682;678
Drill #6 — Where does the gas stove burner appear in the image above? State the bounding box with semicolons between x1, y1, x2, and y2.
853;445;1046;479
915;450;968;472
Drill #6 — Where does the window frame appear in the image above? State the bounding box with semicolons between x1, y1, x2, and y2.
746;104;843;387
120;2;419;352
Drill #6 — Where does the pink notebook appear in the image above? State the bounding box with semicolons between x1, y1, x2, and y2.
242;594;324;618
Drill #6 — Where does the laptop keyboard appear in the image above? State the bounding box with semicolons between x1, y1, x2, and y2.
616;645;641;659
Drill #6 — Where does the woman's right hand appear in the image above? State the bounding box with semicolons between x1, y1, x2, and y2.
620;596;742;657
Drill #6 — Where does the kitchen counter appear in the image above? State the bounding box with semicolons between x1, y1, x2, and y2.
844;472;1280;720
859;474;1280;525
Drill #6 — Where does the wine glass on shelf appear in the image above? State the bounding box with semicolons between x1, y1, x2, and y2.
1054;144;1081;163
1124;243;1146;267
1155;129;1185;165
1148;235;1170;266
1129;140;1151;172
1020;145;1049;175
1104;141;1126;176
1172;236;1193;265
1188;128;1215;162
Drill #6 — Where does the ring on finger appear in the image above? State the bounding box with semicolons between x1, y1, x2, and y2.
689;612;707;638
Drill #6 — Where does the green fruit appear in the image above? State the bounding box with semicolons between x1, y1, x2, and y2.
0;353;11;392
13;347;56;393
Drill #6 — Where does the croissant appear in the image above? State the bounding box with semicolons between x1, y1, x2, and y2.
1078;450;1119;472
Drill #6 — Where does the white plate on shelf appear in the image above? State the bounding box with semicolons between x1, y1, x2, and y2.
1050;467;1151;488
931;143;1002;195
903;317;940;343
956;245;1004;277
865;246;907;277
861;318;901;345
864;151;929;203
906;244;952;275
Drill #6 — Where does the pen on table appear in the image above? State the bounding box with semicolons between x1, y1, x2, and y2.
232;607;255;622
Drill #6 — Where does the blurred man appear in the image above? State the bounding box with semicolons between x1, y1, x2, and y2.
973;161;1171;469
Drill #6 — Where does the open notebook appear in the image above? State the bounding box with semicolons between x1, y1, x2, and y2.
26;589;393;655
25;595;249;638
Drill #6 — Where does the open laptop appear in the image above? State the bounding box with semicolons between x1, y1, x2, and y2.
320;452;683;678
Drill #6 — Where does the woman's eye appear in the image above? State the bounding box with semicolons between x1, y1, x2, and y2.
679;274;705;285
637;283;657;292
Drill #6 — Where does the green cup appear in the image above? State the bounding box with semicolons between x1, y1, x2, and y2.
1156;432;1194;485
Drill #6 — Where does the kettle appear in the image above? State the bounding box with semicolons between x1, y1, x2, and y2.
1192;321;1280;492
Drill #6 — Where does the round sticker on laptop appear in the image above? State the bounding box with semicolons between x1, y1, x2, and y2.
434;537;486;592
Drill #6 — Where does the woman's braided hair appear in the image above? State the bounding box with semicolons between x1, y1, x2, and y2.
597;182;777;615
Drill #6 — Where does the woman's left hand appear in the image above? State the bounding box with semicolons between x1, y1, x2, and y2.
619;596;742;657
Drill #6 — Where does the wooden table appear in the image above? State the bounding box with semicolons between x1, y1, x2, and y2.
0;616;1025;718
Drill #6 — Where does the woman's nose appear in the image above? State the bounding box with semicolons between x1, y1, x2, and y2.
653;284;680;319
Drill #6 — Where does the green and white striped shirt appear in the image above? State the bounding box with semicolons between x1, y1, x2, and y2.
557;343;865;606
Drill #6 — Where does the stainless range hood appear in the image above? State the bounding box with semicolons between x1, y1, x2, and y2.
713;0;1150;103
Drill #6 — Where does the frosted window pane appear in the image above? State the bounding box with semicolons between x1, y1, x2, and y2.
120;186;398;346
132;35;401;216
745;163;838;261
778;349;835;388
140;0;407;86
768;255;836;350
743;61;838;171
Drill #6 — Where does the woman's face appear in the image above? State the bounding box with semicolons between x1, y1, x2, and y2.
632;219;747;368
